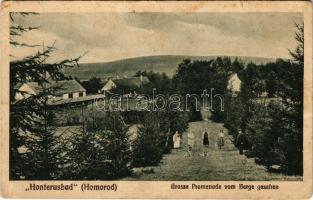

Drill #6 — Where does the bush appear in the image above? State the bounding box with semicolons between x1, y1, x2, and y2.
131;113;163;167
121;110;148;124
223;95;245;138
268;102;303;175
239;100;302;175
245;104;279;168
59;112;131;180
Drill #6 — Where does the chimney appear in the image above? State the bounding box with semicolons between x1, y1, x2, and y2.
140;74;143;82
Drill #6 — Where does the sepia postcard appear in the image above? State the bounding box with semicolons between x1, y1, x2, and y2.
0;1;312;199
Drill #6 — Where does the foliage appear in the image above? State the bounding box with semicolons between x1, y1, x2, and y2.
9;13;80;179
59;112;131;180
121;110;148;124
223;95;244;137
276;23;303;174
244;103;281;167
135;70;173;95
131;113;163;167
156;110;189;153
81;77;103;94
222;23;304;175
161;111;189;134
259;59;293;97
172;57;240;121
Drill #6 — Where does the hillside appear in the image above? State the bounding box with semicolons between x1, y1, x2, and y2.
64;55;277;80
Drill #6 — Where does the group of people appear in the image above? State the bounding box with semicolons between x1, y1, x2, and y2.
173;128;249;156
172;128;225;157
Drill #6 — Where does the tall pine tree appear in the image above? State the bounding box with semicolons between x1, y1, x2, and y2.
10;12;80;179
278;23;304;174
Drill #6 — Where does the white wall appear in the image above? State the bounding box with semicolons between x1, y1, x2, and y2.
62;91;86;99
73;92;79;98
227;74;241;93
63;93;69;99
15;83;87;101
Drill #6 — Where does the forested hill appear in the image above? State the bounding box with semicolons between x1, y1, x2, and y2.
64;55;277;80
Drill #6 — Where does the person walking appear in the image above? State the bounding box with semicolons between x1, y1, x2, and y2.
172;131;181;152
187;131;195;156
217;129;225;149
202;128;209;156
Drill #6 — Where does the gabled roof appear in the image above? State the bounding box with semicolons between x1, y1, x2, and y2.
112;76;149;91
53;80;86;95
22;80;86;95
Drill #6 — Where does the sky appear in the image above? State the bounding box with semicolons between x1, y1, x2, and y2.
11;12;303;63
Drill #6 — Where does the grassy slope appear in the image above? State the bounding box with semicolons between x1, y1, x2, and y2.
64;55;276;80
122;121;302;181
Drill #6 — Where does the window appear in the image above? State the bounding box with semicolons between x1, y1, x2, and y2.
79;92;83;97
68;93;73;98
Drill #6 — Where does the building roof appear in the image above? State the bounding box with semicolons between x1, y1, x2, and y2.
48;94;103;106
111;76;149;91
53;80;86;95
23;80;86;95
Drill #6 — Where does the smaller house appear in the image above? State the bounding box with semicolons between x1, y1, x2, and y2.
54;80;86;99
101;79;116;92
15;80;86;101
227;73;241;94
100;75;149;94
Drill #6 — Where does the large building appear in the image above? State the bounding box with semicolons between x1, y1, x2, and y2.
14;79;109;126
15;80;86;101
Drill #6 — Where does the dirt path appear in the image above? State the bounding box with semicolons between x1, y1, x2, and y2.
123;121;301;181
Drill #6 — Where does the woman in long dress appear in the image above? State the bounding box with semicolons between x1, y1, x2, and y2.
173;131;181;151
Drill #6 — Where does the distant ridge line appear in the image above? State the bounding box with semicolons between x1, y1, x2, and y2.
80;54;281;65
65;55;279;80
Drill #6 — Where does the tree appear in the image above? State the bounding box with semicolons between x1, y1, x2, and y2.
59;112;131;180
131;113;163;167
156;110;189;153
236;23;304;174
9;12;80;179
135;70;173;95
223;94;245;137
245;103;284;168
277;23;304;174
173;58;231;121
81;77;103;94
